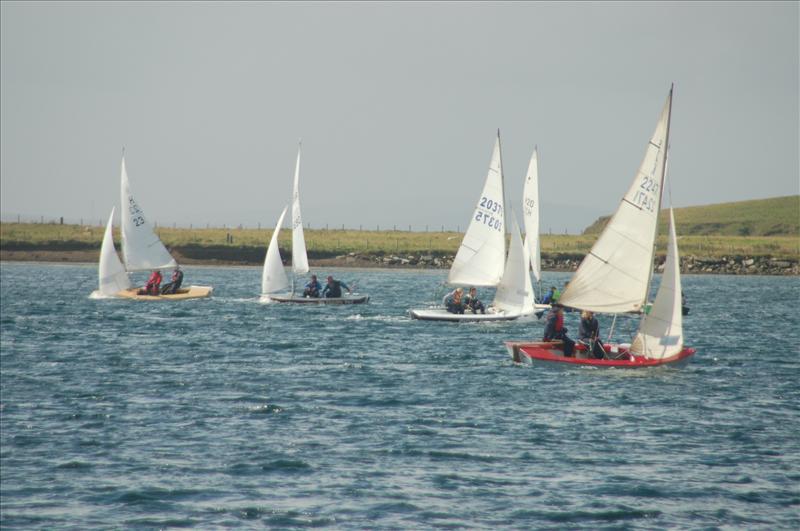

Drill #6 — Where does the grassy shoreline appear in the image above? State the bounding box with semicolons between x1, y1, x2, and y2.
1;222;797;275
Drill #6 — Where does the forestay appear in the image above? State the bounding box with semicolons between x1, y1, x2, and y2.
291;143;309;275
522;148;542;283
98;207;131;295
559;89;672;314
631;208;683;359
448;134;506;287
493;214;535;315
262;206;290;295
119;156;177;272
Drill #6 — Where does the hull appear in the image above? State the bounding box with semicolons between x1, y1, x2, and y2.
116;285;213;301
505;340;695;368
266;294;370;305
409;307;520;322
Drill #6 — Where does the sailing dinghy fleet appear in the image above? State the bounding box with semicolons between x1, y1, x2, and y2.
88;86;694;368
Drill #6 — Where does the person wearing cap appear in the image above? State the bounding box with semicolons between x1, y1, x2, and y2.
160;266;184;295
322;275;351;298
542;303;575;356
443;287;466;314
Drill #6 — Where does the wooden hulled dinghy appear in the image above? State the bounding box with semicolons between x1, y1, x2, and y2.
116;286;213;301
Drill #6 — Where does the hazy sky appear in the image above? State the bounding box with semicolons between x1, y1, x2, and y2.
1;1;798;233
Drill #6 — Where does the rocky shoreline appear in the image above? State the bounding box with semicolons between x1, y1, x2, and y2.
2;245;797;276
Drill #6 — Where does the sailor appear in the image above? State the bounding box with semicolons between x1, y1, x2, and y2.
322;275;351;298
160;266;184;294
542;304;575;356
541;286;557;304
140;269;162;296
464;287;486;314
443;287;466;314
578;310;605;359
303;274;322;298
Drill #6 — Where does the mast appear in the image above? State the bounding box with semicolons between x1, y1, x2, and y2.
497;129;508;251
643;84;674;307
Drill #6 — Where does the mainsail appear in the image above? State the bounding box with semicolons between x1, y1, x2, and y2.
559;88;673;313
261;206;290;295
291;142;309;275
522;148;542;284
119;156;177;272
631;208;684;359
448;133;506;287
98;207;131;295
493;214;535;315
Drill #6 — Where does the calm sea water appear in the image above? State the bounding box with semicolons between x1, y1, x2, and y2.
1;262;798;529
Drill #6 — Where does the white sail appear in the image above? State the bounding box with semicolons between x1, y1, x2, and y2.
98;207;131;295
448;133;506;287
559;88;672;313
261;206;290;295
493;214;535;315
119;156;177;272
522;147;542;283
631;208;683;359
291;143;309;275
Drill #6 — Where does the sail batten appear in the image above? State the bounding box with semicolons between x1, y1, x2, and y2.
119;156;177;272
558;90;672;313
448;134;506;287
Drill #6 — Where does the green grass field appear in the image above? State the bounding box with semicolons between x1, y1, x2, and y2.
2;222;797;260
585;195;800;237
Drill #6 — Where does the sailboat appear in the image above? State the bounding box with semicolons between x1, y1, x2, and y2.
261;144;369;304
91;155;213;300
409;132;536;322
505;86;695;367
522;147;552;316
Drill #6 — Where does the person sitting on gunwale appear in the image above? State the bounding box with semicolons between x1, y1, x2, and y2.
442;287;466;314
542;304;575;357
160;267;184;295
322;275;351;298
139;269;162;296
303;275;322;298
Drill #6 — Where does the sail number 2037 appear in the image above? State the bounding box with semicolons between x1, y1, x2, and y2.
475;196;503;232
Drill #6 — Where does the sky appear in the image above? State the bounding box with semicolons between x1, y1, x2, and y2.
1;1;798;234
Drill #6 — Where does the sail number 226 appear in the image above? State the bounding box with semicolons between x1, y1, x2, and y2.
475;196;503;232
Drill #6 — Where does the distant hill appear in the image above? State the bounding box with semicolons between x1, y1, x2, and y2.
583;195;800;237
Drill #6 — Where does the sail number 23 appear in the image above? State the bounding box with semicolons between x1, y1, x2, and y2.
128;197;145;227
475;196;503;232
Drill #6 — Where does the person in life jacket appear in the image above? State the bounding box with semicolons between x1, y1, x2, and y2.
160;267;184;295
541;286;558;304
542;304;575;357
139;269;162;296
442;287;465;314
322;275;351;298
